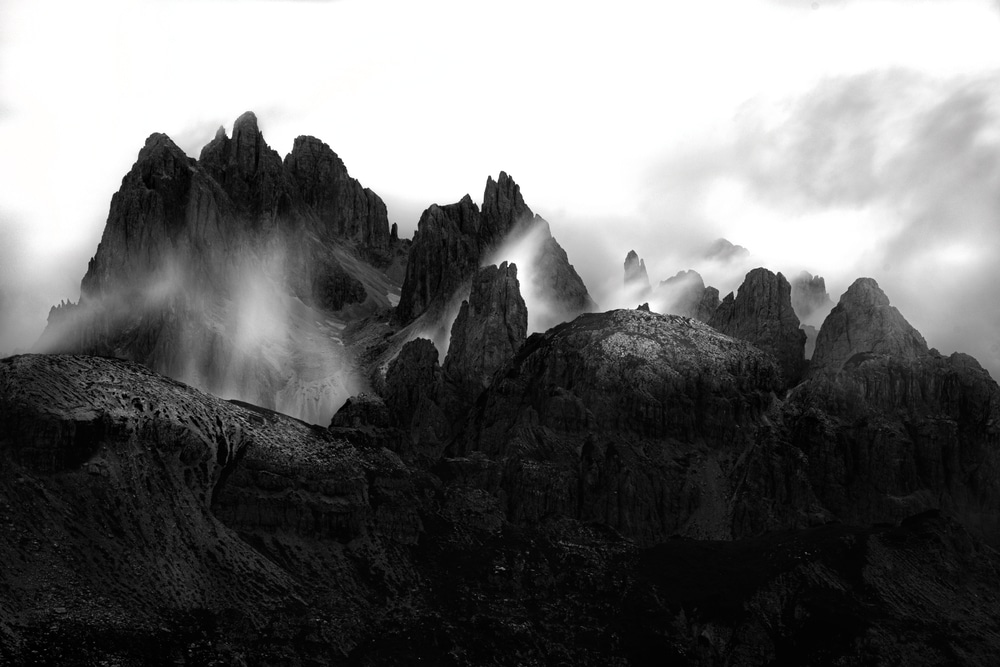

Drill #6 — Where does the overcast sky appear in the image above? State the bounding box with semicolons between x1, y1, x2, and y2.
2;0;999;376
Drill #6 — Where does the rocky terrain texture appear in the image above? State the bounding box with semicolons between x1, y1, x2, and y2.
10;113;1000;665
450;308;815;543
6;287;1000;663
709;268;807;387
782;278;1000;539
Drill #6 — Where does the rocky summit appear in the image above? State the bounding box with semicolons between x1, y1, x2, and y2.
810;277;930;373
623;249;650;295
709;268;807;388
5;113;1000;665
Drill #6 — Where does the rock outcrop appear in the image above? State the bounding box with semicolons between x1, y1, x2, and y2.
623;250;650;294
381;338;449;459
453;309;813;543
479;171;531;250
198;111;293;224
284;135;390;252
709;268;807;387
443;262;528;398
395;196;484;323
790;270;833;325
395;173;594;328
658;269;721;322
40;112;401;424
810;277;929;373
787;350;1000;539
329;392;390;429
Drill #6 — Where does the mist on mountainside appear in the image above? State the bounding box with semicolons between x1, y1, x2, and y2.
35;241;365;425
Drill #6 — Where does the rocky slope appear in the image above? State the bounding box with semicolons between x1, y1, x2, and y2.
0;354;419;664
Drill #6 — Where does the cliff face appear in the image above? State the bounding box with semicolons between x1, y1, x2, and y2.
396;173;594;328
443;262;528;398
709;268;806;387
284;135;390;252
452;309;815;543
784;279;1000;537
395;196;483;323
82;112;394;302
39;113;400;424
787;351;1000;535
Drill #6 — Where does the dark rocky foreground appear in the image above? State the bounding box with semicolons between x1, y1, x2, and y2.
10;112;1000;665
4;301;1000;664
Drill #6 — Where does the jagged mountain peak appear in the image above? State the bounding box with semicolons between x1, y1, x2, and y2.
810;276;929;373
623;250;649;291
232;109;260;135
709;267;805;387
481;172;532;250
396;174;592;326
44;112;398;424
141;131;185;153
842;276;890;307
443;261;527;397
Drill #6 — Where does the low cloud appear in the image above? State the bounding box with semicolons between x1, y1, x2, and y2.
632;69;1000;377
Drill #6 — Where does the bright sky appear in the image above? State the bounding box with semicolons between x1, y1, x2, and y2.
2;0;1000;374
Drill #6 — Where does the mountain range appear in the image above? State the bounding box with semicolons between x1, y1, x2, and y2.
2;112;1000;665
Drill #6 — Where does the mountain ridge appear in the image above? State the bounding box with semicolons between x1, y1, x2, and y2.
6;111;1000;664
